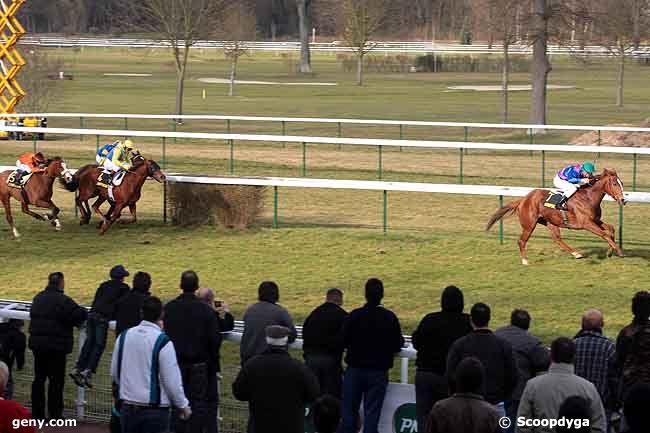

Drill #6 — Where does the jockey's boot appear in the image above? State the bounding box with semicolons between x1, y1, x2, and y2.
13;170;24;186
556;196;569;211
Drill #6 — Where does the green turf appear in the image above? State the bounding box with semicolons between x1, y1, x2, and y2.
2;47;650;345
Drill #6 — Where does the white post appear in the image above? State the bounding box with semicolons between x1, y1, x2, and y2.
312;28;316;44
400;357;409;384
75;327;87;420
59;71;64;80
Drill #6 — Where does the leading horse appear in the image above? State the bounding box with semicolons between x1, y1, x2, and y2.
0;158;73;238
486;169;626;265
62;157;166;234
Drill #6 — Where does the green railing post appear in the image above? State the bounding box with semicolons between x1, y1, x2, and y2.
281;120;286;148
79;117;84;141
459;148;464;184
499;195;504;245
337;122;342;150
383;190;388;234
541;150;546;187
619;204;624;249
301;142;307;176
32;135;37;153
123;117;128;140
399;124;404;151
229;140;234;174
172;121;177;144
96;135;100;152
163;182;168;224
632;153;638;192
161;137;167;170
529;129;534;157
273;186;279;228
378;146;383;179
597;130;602;158
464;126;469;155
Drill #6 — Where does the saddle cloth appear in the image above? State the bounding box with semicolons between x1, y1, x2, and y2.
543;191;564;209
97;170;126;189
6;171;33;189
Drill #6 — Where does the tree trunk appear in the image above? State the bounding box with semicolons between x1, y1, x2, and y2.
229;56;237;97
488;3;494;50
175;69;185;121
529;0;551;130
617;50;625;107
502;42;510;123
297;0;312;73
357;51;364;86
633;0;641;50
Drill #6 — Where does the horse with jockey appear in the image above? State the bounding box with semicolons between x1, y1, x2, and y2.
95;139;141;187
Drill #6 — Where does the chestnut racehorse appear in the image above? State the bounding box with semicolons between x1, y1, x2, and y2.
486;169;626;265
62;158;166;234
0;158;73;238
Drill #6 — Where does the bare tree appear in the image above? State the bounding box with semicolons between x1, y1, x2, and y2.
19;49;64;112
528;0;552;128
341;0;386;86
222;3;257;97
590;0;650;107
296;0;313;73
125;0;222;119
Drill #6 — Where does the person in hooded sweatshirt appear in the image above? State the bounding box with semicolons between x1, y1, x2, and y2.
411;285;472;432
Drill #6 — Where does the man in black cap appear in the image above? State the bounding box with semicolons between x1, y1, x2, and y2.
70;265;130;388
114;271;153;337
233;325;320;433
164;270;222;433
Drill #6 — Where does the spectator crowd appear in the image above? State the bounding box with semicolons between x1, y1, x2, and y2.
0;269;649;433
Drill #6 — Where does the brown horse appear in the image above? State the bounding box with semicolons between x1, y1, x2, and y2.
0;158;73;238
486;169;626;265
62;158;166;234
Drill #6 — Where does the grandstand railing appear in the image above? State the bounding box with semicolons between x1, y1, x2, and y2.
0;298;414;426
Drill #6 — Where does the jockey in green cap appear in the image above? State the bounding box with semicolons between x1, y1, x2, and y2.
553;162;596;210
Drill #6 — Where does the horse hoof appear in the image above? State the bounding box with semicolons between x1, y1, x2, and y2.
12;228;20;238
572;252;584;259
521;259;529;266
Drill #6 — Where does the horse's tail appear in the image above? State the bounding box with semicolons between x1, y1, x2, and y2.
485;199;521;231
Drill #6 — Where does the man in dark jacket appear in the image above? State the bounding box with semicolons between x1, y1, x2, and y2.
302;288;348;398
412;285;472;431
447;303;517;420
0;319;26;400
114;271;152;337
29;272;88;420
426;357;500;433
616;291;650;403
341;278;404;433
494;309;549;433
164;270;222;433
70;265;130;388
240;281;297;365
233;325;320;433
622;383;650;433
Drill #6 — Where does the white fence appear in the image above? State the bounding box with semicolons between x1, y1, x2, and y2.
18;36;650;57
7;112;650;135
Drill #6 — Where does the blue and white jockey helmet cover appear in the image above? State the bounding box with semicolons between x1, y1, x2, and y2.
266;325;290;346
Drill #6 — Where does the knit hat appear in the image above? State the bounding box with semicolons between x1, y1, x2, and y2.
265;325;290;346
110;265;129;279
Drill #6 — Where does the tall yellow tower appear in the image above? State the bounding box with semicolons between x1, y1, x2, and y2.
0;0;25;114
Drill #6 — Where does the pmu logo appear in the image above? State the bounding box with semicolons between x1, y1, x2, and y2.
393;403;418;433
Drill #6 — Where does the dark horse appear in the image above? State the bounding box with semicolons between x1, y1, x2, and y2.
62;157;166;234
486;169;626;265
0;158;73;238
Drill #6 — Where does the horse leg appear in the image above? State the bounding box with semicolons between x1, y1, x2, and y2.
583;221;625;257
20;201;47;222
546;224;582;259
517;210;538;266
76;193;90;225
92;196;108;228
118;203;137;225
2;195;20;238
599;222;617;257
100;203;125;235
32;199;62;231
